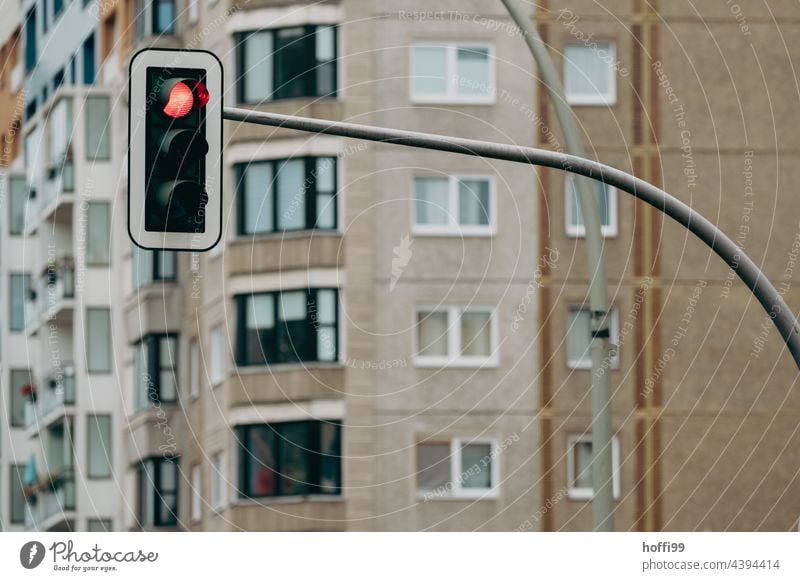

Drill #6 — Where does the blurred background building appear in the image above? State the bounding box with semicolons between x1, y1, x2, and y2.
0;0;798;532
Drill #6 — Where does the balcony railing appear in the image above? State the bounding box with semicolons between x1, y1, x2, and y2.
26;257;76;327
40;365;76;417
24;471;76;530
40;157;75;210
23;366;75;429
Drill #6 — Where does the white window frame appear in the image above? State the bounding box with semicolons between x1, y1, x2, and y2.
211;451;225;510
188;0;199;24
564;42;618;106
566;434;621;501
412;174;496;237
564;178;618;238
567;306;620;370
190;339;200;399
410;42;496;105
209;325;225;386
414;306;499;368
416;438;500;500
191;464;201;522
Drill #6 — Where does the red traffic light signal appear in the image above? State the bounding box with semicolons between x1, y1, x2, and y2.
128;49;222;251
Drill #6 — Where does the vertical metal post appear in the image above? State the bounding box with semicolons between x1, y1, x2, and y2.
500;0;615;530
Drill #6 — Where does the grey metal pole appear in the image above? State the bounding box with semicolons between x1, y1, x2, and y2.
499;0;615;531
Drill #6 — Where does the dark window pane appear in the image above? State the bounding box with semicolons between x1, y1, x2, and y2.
247;427;277;497
279;423;310;495
25;8;36;73
319;422;341;493
238;422;341;498
153;0;175;34
82;33;95;85
273;27;311;99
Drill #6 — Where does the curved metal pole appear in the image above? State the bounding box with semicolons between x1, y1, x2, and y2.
223;106;800;371
499;0;615;531
222;107;800;370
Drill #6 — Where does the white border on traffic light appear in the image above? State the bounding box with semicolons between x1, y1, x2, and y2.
128;48;223;252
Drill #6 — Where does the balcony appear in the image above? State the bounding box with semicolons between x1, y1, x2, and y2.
24;366;76;431
21;86;113;231
25;256;75;334
24;469;76;531
39;156;75;219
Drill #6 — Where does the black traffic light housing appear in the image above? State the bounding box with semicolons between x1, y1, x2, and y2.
129;49;222;251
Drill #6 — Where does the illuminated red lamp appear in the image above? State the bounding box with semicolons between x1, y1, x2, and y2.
163;81;210;118
163;82;195;118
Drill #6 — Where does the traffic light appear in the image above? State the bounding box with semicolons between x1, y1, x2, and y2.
128;49;222;251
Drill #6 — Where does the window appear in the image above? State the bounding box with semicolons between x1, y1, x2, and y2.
85;95;109;159
415;306;496;367
565;177;618;237
9;273;30;332
189;339;200;399
237;157;337;235
87;414;112;478
417;438;499;499
133;248;177;289
9;369;32;428
567;307;620;369
211;452;224;510
82;33;96;85
153;0;176;34
87;519;112;532
566;435;621;500
9;176;26;235
413;175;493;235
53;0;64;20
236;289;339;366
53;68;65;89
210;325;224;385
24;8;36;73
237;421;341;499
86;308;112;373
10;464;26;524
564;42;617;106
188;0;198;24
410;43;494;103
134;334;178;409
25;100;37;122
137;458;178;528
86;202;111;265
190;464;201;521
236;25;337;103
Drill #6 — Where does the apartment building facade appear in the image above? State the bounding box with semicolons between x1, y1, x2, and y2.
2;0;798;533
534;0;800;531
